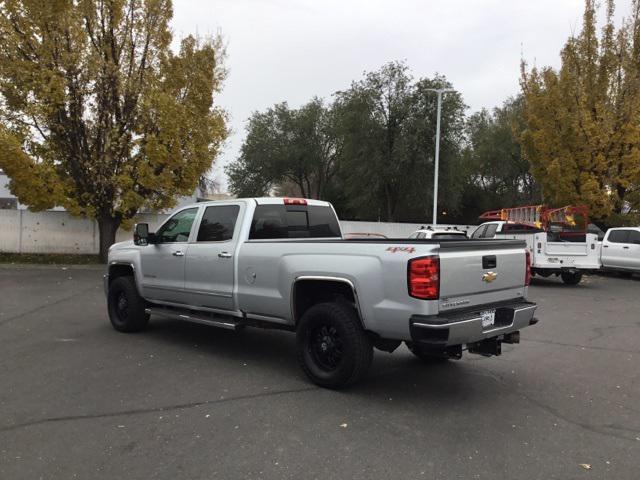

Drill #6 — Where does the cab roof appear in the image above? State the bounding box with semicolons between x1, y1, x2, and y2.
188;197;333;208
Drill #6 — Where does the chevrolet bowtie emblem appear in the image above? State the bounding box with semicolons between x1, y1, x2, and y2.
482;271;498;283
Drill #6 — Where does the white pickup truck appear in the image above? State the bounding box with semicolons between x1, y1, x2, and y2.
600;227;640;275
105;198;538;388
471;221;600;285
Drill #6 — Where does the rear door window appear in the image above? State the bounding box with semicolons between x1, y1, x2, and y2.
249;205;341;239
608;230;630;243
626;230;640;244
197;205;240;242
483;224;498;238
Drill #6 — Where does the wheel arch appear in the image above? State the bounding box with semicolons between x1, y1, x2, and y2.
291;276;365;328
108;262;141;294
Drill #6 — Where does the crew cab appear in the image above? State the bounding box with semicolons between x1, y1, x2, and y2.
600;227;640;275
105;198;538;388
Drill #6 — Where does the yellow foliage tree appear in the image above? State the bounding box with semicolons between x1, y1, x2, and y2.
0;0;227;259
520;0;640;223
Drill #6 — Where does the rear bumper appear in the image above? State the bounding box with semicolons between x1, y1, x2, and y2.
410;300;537;347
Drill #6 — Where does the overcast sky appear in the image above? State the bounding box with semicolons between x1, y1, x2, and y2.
171;0;633;191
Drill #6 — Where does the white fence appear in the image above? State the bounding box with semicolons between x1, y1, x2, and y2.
339;220;474;238
0;210;169;254
0;209;475;255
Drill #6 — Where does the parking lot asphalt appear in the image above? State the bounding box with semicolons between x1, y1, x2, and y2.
0;266;638;480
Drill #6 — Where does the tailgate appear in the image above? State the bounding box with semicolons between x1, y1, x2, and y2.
438;240;527;312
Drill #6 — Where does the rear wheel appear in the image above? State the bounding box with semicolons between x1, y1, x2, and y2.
108;276;149;332
561;271;583;285
296;301;373;389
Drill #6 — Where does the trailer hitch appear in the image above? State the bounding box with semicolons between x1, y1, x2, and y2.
468;337;502;357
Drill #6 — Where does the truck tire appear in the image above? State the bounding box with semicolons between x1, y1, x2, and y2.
296;301;373;389
561;271;583;285
107;276;149;333
405;342;450;363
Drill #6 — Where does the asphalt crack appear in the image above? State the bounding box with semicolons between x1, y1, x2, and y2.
466;369;640;443
587;322;640;342
0;386;317;434
522;338;639;355
0;286;98;327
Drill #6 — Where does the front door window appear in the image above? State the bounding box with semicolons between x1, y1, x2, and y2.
156;208;198;243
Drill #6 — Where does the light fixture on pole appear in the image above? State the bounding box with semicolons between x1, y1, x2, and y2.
425;88;454;226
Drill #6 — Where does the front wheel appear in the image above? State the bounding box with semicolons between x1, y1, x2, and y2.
296;301;373;389
561;271;583;285
108;276;149;332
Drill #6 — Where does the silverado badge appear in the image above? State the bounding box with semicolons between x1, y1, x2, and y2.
482;271;498;283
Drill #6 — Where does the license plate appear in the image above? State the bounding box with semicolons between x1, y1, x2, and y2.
480;309;496;329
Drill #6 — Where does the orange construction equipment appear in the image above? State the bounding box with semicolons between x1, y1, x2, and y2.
479;205;589;232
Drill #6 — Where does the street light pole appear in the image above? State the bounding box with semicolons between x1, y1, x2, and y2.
426;88;454;226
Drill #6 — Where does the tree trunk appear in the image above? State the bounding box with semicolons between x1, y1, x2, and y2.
97;216;121;263
614;184;626;214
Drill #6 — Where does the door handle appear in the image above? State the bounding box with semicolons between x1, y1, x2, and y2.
603;245;609;248
218;252;232;259
623;246;630;249
172;251;185;257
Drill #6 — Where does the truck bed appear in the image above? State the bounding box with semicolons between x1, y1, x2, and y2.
237;237;528;340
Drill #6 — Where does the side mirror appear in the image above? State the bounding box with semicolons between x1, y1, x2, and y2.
134;223;150;246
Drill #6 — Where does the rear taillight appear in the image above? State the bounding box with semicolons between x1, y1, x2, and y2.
408;256;440;300
283;197;307;205
525;250;532;286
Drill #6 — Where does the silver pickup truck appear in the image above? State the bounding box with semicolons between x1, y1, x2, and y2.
105;197;538;388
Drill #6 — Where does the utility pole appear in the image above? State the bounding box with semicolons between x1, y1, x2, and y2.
425;88;454;226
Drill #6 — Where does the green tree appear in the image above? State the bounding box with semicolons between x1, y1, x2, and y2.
0;0;228;260
520;0;640;224
227;98;338;199
460;96;540;221
333;61;467;222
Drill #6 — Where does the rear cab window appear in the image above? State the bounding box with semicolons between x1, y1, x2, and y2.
249;203;341;239
431;232;467;240
503;223;542;233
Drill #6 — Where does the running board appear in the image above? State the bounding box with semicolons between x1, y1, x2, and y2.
145;307;239;330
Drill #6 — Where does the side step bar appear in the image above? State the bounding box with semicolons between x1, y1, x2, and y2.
145;307;240;330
